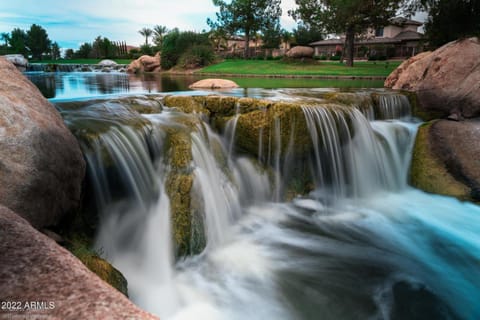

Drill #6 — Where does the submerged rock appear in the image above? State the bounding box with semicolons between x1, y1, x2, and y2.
189;78;239;89
0;205;158;320
0;57;85;229
410;120;480;202
385;37;480;120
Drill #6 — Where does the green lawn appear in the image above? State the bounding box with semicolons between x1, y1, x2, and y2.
198;59;401;77
30;58;133;65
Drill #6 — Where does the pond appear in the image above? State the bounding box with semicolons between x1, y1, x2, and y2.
25;71;385;101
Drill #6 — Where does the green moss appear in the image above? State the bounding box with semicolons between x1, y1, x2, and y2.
163;96;210;115
65;234;129;297
163;127;206;257
400;91;445;121
409;121;470;199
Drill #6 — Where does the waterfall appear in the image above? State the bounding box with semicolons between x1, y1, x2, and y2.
377;94;412;120
59;92;480;320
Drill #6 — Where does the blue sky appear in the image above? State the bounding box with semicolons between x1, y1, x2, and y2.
0;0;298;50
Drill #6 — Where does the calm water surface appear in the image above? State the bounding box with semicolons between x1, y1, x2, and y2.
26;71;384;101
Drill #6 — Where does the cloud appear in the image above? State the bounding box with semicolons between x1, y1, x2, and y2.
0;0;300;49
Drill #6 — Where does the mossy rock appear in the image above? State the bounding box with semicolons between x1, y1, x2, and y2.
65;234;129;297
409;121;470;199
400;91;444;121
163;125;206;257
163;96;210;115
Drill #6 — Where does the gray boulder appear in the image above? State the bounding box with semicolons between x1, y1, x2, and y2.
3;54;28;71
0;57;85;228
98;59;118;66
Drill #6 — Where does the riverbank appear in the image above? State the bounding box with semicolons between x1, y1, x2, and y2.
27;58;401;79
196;59;402;78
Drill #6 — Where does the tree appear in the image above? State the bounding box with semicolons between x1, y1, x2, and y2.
292;24;324;46
9;28;28;56
139;27;153;46
153;25;168;48
65;48;75;59
422;0;480;48
1;32;9;47
50;42;60;60
208;0;282;58
76;42;92;58
26;24;51;60
262;21;282;50
161;29;212;69
289;0;404;67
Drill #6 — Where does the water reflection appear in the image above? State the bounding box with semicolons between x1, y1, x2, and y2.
25;71;385;101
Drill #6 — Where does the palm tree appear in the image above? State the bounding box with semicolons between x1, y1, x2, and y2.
138;27;153;46
153;25;168;48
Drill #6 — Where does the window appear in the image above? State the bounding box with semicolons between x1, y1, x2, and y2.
375;28;384;37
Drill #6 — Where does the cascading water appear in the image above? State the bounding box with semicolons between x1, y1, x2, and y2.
60;91;480;320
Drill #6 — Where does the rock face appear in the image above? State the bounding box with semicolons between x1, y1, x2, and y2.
189;78;239;89
0;205;158;320
0;57;85;228
410;120;480;202
98;59;118;66
4;54;28;71
385;37;480;120
286;46;314;58
127;53;161;73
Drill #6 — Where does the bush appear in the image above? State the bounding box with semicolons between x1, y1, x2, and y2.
161;30;211;70
329;55;341;61
314;55;327;60
140;44;153;55
178;45;215;69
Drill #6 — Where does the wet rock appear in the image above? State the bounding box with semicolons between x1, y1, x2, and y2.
385;37;480;120
127;53;161;73
189;78;239;89
0;205;158;320
410;120;480;201
0;57;85;229
285;46;314;58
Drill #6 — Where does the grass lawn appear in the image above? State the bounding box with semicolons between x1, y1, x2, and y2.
198;59;401;77
30;58;133;64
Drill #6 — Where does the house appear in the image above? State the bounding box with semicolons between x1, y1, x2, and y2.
310;17;424;59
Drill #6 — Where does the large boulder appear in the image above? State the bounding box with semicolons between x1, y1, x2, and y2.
127;53;161;73
410;120;480;202
189;78;239;89
286;46;314;58
98;59;118;66
0;57;85;228
0;205;158;320
3;54;28;71
385;37;480;120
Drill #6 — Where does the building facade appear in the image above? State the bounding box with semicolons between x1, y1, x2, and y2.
310;18;424;59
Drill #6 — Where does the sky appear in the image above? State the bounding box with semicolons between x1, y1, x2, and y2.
0;0;299;50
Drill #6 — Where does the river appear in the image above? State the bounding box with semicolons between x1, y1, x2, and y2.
30;71;480;320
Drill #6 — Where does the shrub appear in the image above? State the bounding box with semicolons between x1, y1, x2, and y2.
178;44;215;69
161;30;211;70
329;55;341;61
